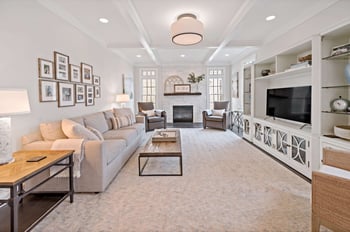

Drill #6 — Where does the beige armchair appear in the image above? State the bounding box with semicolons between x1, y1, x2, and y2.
137;102;167;131
202;101;231;131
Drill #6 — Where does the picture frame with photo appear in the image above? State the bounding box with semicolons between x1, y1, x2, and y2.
86;85;94;106
70;64;81;83
38;58;54;79
174;84;191;93
39;80;57;102
54;51;69;81
94;86;101;98
58;82;75;107
81;63;93;84
93;75;100;86
75;84;85;103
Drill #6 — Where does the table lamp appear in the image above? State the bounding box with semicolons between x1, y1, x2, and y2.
0;89;31;164
116;94;130;108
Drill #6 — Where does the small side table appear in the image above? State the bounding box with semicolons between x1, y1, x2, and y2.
0;150;74;232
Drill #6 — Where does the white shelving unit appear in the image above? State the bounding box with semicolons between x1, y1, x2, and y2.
242;65;253;141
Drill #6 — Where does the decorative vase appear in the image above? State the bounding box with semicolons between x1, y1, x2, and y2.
192;83;199;92
345;63;350;84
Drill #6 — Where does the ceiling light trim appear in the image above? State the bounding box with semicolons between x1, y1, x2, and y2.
171;13;204;46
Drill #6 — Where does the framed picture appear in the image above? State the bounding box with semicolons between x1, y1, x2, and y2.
58;82;75;107
38;58;54;79
75;84;85;103
70;64;81;83
93;75;100;85
39;80;57;102
81;63;93;84
174;84;191;93
124;76;134;100
94;86;101;98
54;51;69;81
86;85;94;106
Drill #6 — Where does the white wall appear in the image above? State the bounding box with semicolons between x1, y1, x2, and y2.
0;1;133;150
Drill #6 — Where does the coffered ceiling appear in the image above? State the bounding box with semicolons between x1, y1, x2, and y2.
38;0;338;66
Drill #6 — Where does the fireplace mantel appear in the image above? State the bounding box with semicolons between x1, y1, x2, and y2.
164;92;201;96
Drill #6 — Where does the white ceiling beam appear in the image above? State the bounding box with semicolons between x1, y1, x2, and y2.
205;0;256;64
112;0;159;65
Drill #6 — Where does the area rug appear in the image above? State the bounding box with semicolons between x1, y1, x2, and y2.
33;128;313;232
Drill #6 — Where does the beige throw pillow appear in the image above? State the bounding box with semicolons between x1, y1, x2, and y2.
142;110;155;117
212;109;225;116
61;119;99;140
40;121;67;141
86;126;104;141
115;116;131;128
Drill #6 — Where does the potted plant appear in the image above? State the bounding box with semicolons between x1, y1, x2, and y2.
187;72;205;92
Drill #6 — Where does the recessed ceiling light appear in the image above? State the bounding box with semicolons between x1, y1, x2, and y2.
265;15;276;21
225;54;230;57
180;54;185;57
99;18;109;24
136;54;142;58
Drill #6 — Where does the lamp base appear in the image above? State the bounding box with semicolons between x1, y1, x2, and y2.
0;156;15;165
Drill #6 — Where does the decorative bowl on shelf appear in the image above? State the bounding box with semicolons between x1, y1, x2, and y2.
334;125;350;140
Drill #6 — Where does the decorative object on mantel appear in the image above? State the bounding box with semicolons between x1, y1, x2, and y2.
0;89;31;164
174;84;191;93
164;75;183;93
187;72;205;92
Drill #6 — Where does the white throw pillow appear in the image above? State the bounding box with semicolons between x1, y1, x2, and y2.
142;110;156;117
212;109;225;116
40;121;67;141
61;119;99;140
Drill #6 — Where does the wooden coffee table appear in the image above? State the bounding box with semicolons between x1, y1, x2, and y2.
138;129;182;176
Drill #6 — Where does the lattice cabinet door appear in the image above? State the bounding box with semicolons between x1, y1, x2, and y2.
254;122;262;142
243;119;250;135
276;129;288;156
290;134;310;169
263;126;273;148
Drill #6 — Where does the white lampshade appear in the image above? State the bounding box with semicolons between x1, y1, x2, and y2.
0;89;31;165
116;94;130;103
0;89;31;116
171;13;203;46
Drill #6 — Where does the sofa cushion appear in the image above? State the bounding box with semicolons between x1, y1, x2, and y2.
103;129;138;146
87;126;104;141
69;116;85;126
40;121;67;141
120;123;145;135
114;108;136;124
103;110;115;130
62;119;99;140
84;112;109;133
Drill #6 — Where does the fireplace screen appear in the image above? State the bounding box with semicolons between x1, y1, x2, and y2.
173;105;193;123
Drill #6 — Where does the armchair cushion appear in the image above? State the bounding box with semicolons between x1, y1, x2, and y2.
212;109;225;116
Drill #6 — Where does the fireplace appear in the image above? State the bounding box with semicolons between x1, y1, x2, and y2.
173;105;193;123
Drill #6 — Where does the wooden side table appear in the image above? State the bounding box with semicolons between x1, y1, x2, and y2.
0;150;74;232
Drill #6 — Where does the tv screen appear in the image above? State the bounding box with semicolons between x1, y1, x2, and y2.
266;86;311;124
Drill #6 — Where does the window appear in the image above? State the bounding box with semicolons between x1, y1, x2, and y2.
140;69;157;103
207;67;224;109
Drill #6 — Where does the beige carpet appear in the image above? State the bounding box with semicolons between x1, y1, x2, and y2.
33;128;313;232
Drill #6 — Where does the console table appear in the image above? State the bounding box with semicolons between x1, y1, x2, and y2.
0;150;74;232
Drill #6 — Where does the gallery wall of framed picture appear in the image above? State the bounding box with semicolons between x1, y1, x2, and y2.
38;51;101;107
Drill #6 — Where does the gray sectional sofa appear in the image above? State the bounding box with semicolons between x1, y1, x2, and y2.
21;108;145;193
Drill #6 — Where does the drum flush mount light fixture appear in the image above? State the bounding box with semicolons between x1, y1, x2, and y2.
171;13;203;46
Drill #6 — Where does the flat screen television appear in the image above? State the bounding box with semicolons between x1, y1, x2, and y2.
266;86;311;124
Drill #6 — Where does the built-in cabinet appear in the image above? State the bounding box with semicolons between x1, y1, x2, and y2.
240;23;350;179
242;65;253;141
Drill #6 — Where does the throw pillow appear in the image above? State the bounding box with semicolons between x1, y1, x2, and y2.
113;108;136;124
154;109;163;117
61;119;99;140
115;116;131;128
142;110;155;117
111;117;119;130
40;121;67;141
212;109;225;116
86;126;104;141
